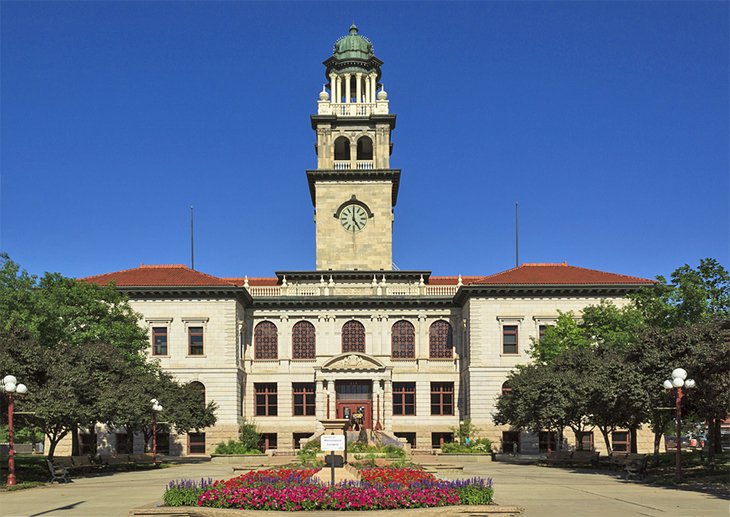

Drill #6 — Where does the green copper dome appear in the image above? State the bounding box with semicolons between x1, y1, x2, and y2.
333;24;374;60
324;24;383;80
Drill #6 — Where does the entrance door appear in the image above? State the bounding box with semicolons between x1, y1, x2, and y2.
337;401;372;429
335;380;373;429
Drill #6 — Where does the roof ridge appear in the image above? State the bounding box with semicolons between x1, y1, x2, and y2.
139;264;189;269
560;264;653;282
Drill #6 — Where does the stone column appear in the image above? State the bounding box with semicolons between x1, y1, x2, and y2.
316;379;325;421
336;76;341;103
383;379;393;432
370;75;376;101
344;74;351;103
372;379;381;430
328;381;336;419
356;73;362;103
329;73;336;101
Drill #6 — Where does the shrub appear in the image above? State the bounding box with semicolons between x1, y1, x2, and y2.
213;440;260;455
442;438;492;454
452;477;494;504
239;420;261;451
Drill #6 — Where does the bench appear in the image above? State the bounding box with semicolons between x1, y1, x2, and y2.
571;450;600;467
46;459;71;483
100;454;133;468
545;450;572;466
607;452;629;470
129;453;162;467
624;454;648;480
546;450;600;467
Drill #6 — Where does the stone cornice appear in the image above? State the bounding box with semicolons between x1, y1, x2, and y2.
454;283;649;304
118;286;251;305
306;169;401;206
311;114;396;129
251;295;453;310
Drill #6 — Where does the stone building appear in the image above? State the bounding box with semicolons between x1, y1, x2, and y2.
81;25;653;456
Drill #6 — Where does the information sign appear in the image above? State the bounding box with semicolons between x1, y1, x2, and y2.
320;434;345;451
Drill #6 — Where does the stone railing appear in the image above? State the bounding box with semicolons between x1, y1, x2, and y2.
425;285;458;296
334;161;351;170
247;283;459;298
317;101;390;116
356;160;374;170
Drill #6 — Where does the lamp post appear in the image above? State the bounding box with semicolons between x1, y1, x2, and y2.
2;375;28;486
663;368;696;483
150;399;163;463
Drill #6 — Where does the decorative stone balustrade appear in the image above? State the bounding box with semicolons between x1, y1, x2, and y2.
317;101;389;116
247;283;459;298
334;161;351;170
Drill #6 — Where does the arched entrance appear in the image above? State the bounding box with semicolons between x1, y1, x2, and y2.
316;352;392;432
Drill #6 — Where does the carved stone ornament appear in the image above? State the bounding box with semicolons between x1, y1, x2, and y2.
322;352;386;371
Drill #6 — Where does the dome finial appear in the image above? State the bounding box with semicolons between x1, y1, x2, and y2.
349;23;358;34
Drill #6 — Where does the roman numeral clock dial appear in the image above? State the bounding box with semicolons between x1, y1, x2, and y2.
339;204;368;232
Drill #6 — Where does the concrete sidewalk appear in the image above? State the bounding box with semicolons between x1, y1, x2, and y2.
0;459;727;516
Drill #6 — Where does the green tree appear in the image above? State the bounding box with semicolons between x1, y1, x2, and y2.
530;311;589;364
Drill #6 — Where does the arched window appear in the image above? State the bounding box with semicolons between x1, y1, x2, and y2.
501;381;513;396
292;321;316;359
342;320;365;353
429;320;453;358
334;136;350;161
189;381;206;409
391;320;415;359
254;321;278;359
356;136;373;160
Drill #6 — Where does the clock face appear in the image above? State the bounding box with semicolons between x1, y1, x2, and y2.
339;204;368;232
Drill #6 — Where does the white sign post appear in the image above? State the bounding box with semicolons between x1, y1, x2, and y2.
320;434;345;485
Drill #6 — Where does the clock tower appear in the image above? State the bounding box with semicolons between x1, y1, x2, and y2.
307;25;399;271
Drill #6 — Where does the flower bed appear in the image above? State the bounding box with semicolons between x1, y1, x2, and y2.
165;467;493;511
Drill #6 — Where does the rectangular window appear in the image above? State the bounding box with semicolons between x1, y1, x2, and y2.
394;432;416;448
430;382;454;415
293;433;310;449
392;382;416;416
255;383;278;416
539;431;557;453
156;431;170;455
259;433;277;451
502;325;518;354
292;383;315;416
188;432;206;454
612;431;630;452
79;432;97;455
115;432;129;454
152;327;168;356
538;325;548;342
502;431;520;453
578;431;594;451
188;326;204;355
431;432;453;449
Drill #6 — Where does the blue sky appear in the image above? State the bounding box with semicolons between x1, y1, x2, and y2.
1;1;728;280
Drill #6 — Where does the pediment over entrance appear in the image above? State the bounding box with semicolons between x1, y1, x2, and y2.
322;352;386;371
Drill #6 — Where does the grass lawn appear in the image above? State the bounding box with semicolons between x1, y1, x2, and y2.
0;454;49;490
648;450;729;493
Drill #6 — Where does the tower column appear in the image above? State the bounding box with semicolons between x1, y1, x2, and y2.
356;73;362;103
329;73;336;102
364;77;370;104
370;75;377;101
344;74;351;103
336;76;342;103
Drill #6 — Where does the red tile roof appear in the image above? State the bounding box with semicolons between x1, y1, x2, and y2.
428;276;482;285
83;264;236;287
472;263;653;285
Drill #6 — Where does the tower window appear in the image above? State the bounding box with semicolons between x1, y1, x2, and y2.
334;136;351;161
391;320;415;359
356;136;373;161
